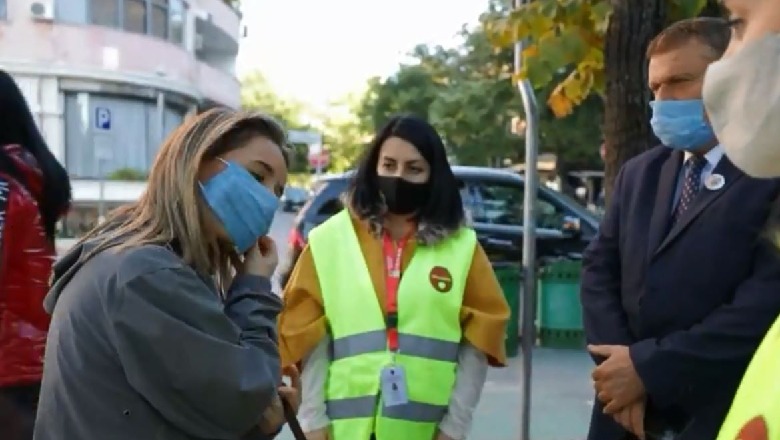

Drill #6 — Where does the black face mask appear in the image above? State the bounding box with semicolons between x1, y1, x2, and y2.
377;176;430;215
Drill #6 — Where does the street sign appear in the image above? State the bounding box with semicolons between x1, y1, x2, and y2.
308;150;330;169
95;107;111;131
288;130;321;145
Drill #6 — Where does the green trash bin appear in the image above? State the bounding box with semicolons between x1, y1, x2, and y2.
492;263;521;358
537;259;585;349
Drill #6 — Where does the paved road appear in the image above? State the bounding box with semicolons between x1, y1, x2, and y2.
57;211;596;439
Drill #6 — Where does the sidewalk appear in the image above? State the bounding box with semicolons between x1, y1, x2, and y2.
277;347;594;440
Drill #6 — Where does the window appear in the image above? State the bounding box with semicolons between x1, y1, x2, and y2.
168;0;185;45
318;198;343;216
0;0;6;19
462;180;565;229
123;0;147;33
64;93;186;179
57;0;89;23
150;0;168;39
85;0;186;45
91;0;120;27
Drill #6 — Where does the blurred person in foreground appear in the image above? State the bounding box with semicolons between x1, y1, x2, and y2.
581;18;780;440
278;115;509;440
703;0;780;178
704;1;780;439
33;109;300;440
0;70;71;440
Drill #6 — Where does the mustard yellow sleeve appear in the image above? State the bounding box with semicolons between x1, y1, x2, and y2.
460;243;510;367
278;244;327;368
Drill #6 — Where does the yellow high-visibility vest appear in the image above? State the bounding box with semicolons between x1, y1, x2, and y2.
308;210;476;440
716;314;780;440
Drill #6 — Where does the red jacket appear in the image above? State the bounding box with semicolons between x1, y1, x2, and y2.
0;144;58;387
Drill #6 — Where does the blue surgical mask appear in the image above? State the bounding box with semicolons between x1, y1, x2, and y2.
200;159;279;253
650;99;715;151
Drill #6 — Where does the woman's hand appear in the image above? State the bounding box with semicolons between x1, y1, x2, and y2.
280;365;302;415
258;396;284;435
258;365;302;435
240;236;278;278
434;431;456;440
305;428;329;440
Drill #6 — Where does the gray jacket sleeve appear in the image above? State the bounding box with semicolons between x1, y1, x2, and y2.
108;269;282;440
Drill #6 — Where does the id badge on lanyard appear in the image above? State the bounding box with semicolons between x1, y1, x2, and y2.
380;233;409;407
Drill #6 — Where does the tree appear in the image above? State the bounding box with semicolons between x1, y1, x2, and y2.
323;93;371;171
241;71;317;174
241;71;306;128
486;0;715;199
357;6;603;170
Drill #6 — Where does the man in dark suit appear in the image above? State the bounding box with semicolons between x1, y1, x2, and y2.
581;17;780;440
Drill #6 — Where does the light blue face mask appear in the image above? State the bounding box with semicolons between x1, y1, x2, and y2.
200;159;279;253
650;99;716;151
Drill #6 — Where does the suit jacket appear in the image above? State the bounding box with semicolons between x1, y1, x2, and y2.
581;146;780;440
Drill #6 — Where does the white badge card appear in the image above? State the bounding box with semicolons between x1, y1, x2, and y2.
380;365;409;407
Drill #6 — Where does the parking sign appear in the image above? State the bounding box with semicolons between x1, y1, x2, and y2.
95;107;111;130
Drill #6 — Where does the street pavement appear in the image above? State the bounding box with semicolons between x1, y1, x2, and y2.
57;211;596;440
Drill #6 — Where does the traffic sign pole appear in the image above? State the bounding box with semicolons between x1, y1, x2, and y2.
514;0;540;439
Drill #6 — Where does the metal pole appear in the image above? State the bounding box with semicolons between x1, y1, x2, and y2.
513;0;540;439
98;158;106;224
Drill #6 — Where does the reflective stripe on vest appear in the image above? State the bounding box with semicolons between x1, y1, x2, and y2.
309;210;476;440
331;330;459;362
716;314;780;440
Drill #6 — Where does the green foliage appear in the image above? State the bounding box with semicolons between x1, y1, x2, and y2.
106;167;147;181
240;71;307;129
355;0;604;169
485;0;710;117
240;71;319;174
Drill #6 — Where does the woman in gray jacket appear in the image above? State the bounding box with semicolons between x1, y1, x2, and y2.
33;108;299;440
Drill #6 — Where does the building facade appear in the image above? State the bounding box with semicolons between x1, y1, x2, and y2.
0;0;242;236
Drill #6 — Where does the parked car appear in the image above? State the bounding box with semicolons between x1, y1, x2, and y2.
280;186;309;212
279;166;600;288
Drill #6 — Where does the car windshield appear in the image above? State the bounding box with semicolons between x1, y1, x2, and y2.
284;187;307;198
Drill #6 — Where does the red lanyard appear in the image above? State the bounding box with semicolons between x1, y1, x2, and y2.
382;232;410;353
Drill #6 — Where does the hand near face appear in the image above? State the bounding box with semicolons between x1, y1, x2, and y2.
238;236;279;278
588;344;646;414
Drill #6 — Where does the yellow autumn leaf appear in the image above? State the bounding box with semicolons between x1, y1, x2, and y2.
561;71;586;103
548;86;575;118
522;44;539;58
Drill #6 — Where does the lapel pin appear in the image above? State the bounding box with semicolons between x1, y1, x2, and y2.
705;173;725;191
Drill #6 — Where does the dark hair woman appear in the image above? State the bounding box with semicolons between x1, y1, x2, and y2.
278;115;510;440
0;70;72;440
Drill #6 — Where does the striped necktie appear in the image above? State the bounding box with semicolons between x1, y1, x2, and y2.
673;155;707;223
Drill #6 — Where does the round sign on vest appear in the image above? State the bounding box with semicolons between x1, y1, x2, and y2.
429;266;453;293
737;416;768;440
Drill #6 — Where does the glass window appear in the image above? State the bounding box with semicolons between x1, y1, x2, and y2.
462;180;565;229
57;0;88;23
150;0;168;39
0;0;7;19
169;0;185;45
91;0;120;27
64;93;156;179
123;0;147;34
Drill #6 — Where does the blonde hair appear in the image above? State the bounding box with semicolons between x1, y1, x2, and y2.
81;108;287;287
